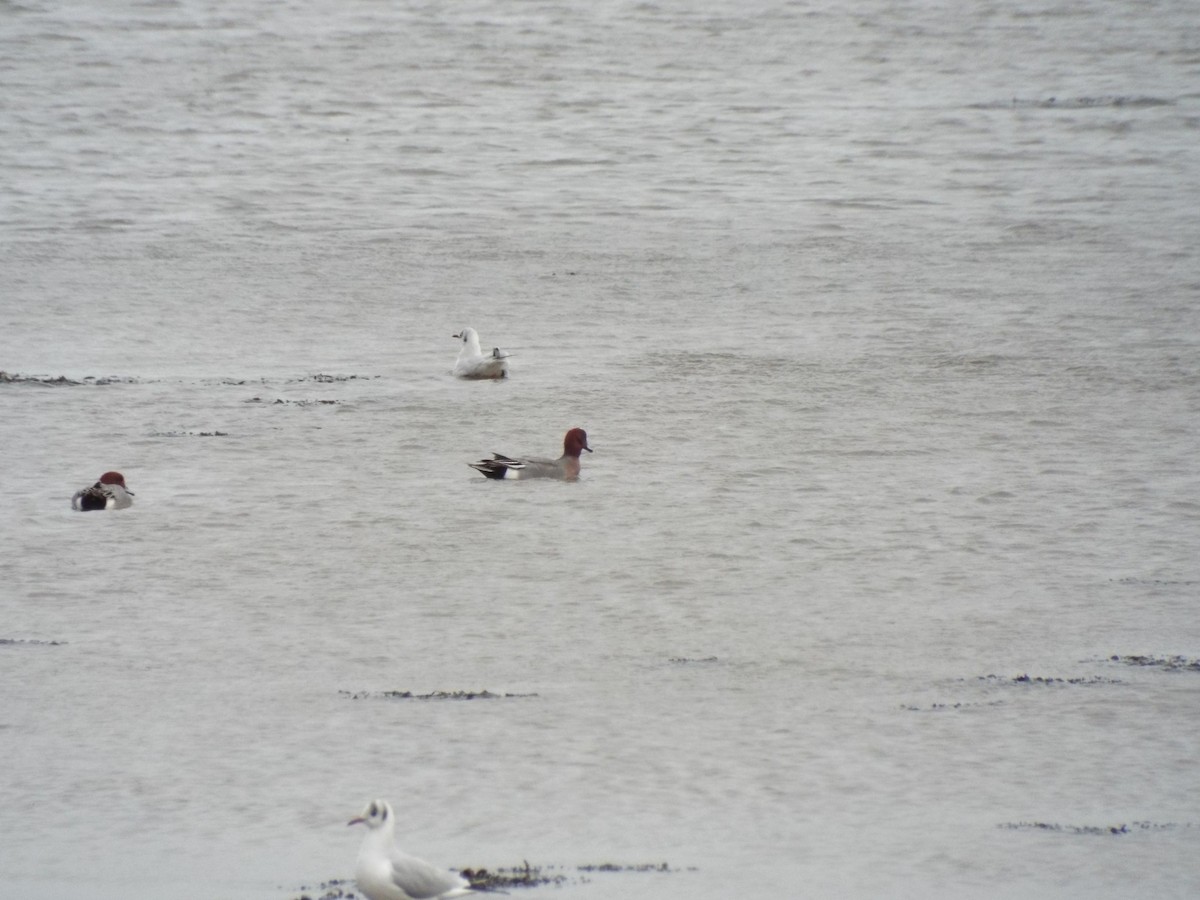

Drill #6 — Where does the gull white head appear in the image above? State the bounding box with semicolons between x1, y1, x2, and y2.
348;798;392;831
452;328;483;355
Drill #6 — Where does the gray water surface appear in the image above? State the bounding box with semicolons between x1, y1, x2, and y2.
2;1;1199;898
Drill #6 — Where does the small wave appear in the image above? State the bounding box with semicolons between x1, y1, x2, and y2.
518;157;616;168
971;95;1173;110
1110;577;1199;586
931;353;1017;370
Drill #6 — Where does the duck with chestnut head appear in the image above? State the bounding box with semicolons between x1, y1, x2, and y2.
71;471;134;511
468;428;592;481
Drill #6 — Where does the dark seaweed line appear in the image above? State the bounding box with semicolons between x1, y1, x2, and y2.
244;397;343;405
292;861;683;899
903;672;1124;712
976;674;1122;685
1000;820;1195;836
1111;577;1199;586
0;371;143;385
338;689;539;701
291;374;381;383
3;371;381;388
901;700;1006;712
1107;654;1200;672
970;95;1173;110
148;431;230;437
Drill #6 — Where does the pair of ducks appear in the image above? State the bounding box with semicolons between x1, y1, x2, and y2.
73;429;592;511
72;427;590;511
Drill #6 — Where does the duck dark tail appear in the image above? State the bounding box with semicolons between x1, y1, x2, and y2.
468;461;508;480
77;489;108;511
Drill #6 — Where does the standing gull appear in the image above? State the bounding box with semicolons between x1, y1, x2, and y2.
452;327;509;379
468;428;592;481
348;799;474;900
71;471;134;511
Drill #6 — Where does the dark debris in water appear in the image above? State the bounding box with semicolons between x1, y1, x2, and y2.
1108;654;1200;672
462;861;568;889
244;397;342;406
291;374;380;383
972;95;1173;110
339;689;539;701
0;371;140;386
668;656;718;663
901;700;1006;713
977;673;1121;686
576;862;678;873
289;878;356;900
149;430;230;437
1000;821;1195;836
289;862;681;899
0;638;67;646
903;672;1122;712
